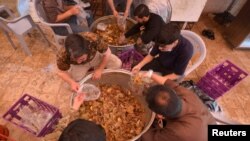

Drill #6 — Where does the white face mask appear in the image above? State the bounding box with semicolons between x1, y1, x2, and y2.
159;40;179;52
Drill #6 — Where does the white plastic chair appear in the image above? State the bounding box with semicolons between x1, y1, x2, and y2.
33;0;73;49
17;0;29;16
147;0;172;23
181;30;207;78
0;5;50;56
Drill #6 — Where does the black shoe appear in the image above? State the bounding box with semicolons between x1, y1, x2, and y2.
202;29;215;40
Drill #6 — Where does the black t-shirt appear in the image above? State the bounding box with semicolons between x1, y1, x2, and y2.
125;13;165;44
150;36;194;75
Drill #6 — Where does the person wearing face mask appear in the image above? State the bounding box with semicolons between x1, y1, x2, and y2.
132;23;193;81
56;32;122;93
138;75;216;141
119;4;165;54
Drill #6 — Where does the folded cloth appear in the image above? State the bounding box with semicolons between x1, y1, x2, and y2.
179;80;222;112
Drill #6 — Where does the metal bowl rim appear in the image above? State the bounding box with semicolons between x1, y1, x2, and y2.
69;69;155;141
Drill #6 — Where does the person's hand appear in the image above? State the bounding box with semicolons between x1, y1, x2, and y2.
119;34;126;44
113;10;119;17
70;81;80;93
92;69;102;80
69;5;81;15
139;26;145;35
132;65;142;74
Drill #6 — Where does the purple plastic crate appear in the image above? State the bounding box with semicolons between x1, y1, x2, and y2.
2;94;62;137
207;60;248;88
197;60;248;99
118;48;144;70
197;76;228;99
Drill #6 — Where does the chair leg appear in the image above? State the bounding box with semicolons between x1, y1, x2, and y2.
3;31;17;49
36;26;50;47
17;36;32;56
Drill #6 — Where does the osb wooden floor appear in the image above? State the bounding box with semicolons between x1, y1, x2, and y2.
0;2;250;141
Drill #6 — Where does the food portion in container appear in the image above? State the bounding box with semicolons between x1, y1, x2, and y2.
79;84;146;141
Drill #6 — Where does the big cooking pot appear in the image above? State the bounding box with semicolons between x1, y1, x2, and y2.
70;69;155;141
90;15;137;55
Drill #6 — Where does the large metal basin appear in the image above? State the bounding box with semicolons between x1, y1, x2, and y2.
90;16;137;55
71;69;155;141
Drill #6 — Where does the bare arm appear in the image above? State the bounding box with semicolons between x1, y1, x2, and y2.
97;48;112;70
56;6;80;22
57;70;79;92
107;0;118;16
151;73;180;85
124;0;133;17
56;11;72;22
57;70;76;85
132;54;154;73
138;54;154;68
92;48;112;80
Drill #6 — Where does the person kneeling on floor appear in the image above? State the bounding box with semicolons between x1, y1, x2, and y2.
56;32;122;92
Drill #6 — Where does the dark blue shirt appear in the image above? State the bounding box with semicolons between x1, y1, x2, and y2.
150;36;194;75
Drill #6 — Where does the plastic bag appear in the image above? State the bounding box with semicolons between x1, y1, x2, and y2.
117;15;126;32
78;83;101;101
97;23;107;31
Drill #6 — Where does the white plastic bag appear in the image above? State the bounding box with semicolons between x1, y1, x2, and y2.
117;15;126;32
